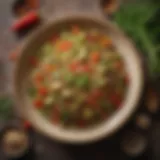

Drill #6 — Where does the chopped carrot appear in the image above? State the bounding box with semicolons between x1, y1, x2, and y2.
71;25;80;34
33;99;43;108
101;38;112;47
57;41;73;52
38;87;48;96
9;52;18;62
110;93;122;108
90;52;100;63
44;64;56;72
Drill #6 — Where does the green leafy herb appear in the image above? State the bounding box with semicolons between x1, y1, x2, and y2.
114;2;160;78
0;97;13;120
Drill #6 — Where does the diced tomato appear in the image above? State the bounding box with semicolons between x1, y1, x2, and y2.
69;61;80;72
90;52;100;63
86;95;97;106
57;41;73;52
38;87;48;96
33;99;43;108
71;25;80;34
92;89;103;98
34;73;44;83
109;93;122;108
29;56;38;66
78;64;91;73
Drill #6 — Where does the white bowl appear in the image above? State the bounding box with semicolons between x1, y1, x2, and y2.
14;15;144;144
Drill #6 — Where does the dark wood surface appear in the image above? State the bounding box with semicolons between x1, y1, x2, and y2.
0;0;160;160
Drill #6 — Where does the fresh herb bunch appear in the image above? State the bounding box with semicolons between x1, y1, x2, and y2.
114;1;160;78
0;97;13;120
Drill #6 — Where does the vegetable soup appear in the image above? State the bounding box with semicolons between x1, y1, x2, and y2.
27;25;129;128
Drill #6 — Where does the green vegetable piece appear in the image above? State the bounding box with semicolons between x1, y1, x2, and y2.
76;74;89;89
61;111;70;122
64;73;76;85
0;97;13;120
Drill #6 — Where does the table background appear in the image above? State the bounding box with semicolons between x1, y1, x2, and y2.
0;0;160;159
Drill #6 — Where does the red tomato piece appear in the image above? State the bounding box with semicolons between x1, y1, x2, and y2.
110;93;122;108
34;73;44;83
69;61;80;72
57;41;73;52
92;89;103;98
11;11;39;31
77;64;91;73
33;99;43;108
38;87;48;96
90;52;100;63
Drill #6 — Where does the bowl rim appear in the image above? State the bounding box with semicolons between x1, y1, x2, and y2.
14;14;144;144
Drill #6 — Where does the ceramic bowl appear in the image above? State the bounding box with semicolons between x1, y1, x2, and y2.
14;14;144;144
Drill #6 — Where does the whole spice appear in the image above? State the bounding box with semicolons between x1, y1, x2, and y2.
11;11;40;31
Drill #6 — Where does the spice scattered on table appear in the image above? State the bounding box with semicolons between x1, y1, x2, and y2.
146;89;159;113
121;131;147;157
102;0;119;15
12;0;40;17
2;129;29;159
135;113;151;130
11;11;40;32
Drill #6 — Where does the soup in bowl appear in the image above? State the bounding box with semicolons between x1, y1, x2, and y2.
14;15;143;143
